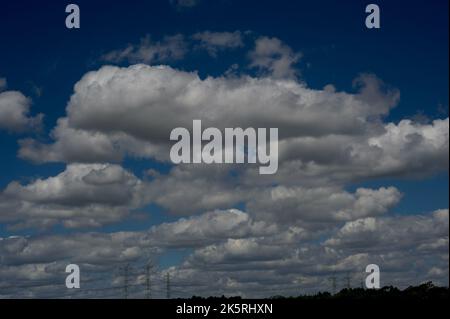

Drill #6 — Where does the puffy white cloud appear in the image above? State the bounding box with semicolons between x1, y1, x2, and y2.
18;118;166;164
146;209;277;247
193;31;244;57
325;209;449;251
244;117;448;186
63;65;395;140
145;165;249;215
366;118;449;177
19;65;409;167
0;163;146;229
13;64;447;228
0;209;272;267
143;166;402;223
0;231;153;266
0;90;43;132
189;238;286;265
247;186;402;224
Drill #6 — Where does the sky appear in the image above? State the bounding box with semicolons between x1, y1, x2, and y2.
0;0;448;298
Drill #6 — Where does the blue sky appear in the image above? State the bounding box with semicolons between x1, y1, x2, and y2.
0;0;448;297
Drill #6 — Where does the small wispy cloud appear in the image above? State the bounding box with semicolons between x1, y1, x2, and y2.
101;34;187;64
249;36;302;79
192;31;244;57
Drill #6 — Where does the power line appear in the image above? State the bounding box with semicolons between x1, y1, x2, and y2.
122;264;130;299
328;272;337;294
345;272;351;289
1;263;208;299
146;262;154;299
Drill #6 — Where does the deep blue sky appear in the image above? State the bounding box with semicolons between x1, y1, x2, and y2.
0;0;448;240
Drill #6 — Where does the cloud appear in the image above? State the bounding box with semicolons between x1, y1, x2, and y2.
0;90;43;133
0;208;448;297
18;118;166;164
1;39;448;297
0;230;158;298
366;118;449;176
15;65;447;221
0;231;153;267
193;31;244;57
101;34;187;64
249;36;302;79
19;65;408;164
0;209;274;267
102;31;245;64
145;165;248;215
171;210;448;296
189;238;287;265
325;209;449;252
146;209;277;247
245;117;448;187
0;163;146;229
247;186;402;224
62;67;399;141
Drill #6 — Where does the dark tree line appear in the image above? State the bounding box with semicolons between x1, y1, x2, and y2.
188;282;449;300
